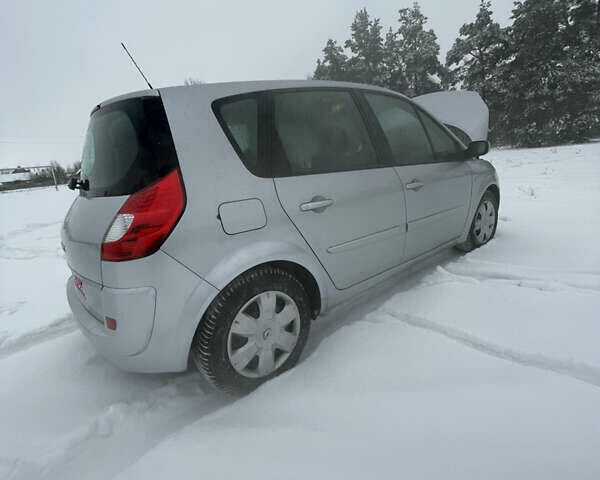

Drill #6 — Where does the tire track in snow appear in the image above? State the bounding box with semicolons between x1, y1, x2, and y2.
38;374;228;480
0;221;62;242
0;315;76;359
381;309;600;389
439;261;600;293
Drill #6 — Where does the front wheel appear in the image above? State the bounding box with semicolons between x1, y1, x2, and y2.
191;265;311;395
456;190;498;252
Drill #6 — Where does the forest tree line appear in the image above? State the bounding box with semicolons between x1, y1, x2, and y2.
313;0;600;147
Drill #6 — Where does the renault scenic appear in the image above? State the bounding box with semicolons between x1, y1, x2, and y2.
62;80;499;393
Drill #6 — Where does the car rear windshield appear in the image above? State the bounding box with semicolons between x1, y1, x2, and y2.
80;96;178;197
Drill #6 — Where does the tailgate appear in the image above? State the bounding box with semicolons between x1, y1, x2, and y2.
62;195;126;283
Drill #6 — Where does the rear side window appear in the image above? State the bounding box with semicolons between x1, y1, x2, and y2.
418;111;463;162
363;93;433;166
81;96;178;197
271;90;377;176
214;96;262;176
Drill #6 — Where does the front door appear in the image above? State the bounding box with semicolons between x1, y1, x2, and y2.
360;91;473;260
396;161;472;259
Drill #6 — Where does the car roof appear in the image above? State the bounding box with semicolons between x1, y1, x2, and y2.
99;80;407;107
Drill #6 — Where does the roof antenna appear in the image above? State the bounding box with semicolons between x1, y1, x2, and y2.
120;42;153;89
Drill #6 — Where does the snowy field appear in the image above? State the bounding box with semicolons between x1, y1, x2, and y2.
1;143;599;479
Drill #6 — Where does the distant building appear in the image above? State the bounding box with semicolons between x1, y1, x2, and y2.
0;166;32;184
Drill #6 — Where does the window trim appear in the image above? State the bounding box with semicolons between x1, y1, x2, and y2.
351;90;397;167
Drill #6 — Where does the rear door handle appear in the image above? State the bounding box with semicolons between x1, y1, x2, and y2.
299;197;334;213
405;180;425;191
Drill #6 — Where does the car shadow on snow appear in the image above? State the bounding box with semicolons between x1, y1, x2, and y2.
303;247;460;359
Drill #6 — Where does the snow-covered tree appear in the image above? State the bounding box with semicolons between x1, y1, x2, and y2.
313;3;444;95
446;1;508;101
501;0;600;146
313;39;350;81
395;3;445;96
381;27;408;93
183;78;203;86
445;1;509;142
343;9;385;85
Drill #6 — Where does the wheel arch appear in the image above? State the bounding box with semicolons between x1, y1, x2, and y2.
176;242;330;370
487;183;500;208
268;260;321;318
459;180;500;243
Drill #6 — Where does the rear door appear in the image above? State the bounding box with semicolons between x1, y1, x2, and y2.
62;94;180;284
269;89;407;290
360;92;472;260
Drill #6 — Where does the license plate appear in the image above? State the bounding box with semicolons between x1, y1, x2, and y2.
74;275;86;300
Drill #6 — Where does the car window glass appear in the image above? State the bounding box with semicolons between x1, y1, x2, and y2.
81;97;179;197
218;97;260;174
271;90;377;176
419;112;462;161
364;93;433;165
444;124;471;147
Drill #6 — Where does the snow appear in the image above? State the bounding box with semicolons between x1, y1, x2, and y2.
0;187;75;355
1;143;599;479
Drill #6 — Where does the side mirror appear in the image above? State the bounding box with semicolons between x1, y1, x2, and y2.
465;140;489;158
67;177;78;190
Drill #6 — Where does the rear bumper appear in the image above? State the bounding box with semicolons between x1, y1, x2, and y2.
67;278;156;356
66;250;219;373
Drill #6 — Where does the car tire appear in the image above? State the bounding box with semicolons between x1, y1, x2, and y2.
191;265;311;395
456;190;499;252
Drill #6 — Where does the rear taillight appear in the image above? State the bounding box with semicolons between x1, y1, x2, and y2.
101;169;185;261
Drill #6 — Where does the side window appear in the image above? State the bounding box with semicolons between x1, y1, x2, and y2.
364;93;433;166
418;111;463;162
214;96;262;176
444;124;471;147
271;90;377;176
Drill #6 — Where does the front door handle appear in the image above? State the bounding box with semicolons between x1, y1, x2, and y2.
300;196;334;213
405;180;425;191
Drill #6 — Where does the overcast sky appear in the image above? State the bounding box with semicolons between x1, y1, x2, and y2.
0;0;514;167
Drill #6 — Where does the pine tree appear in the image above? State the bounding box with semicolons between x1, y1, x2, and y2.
445;1;509;142
446;1;508;101
343;9;385;85
382;27;408;92
396;3;444;96
503;0;600;146
313;4;445;96
561;0;600;140
313;39;349;81
183;78;203;86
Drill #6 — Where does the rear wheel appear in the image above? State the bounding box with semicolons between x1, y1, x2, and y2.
191;265;311;395
456;190;498;252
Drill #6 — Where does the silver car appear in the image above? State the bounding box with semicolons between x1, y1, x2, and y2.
62;80;499;394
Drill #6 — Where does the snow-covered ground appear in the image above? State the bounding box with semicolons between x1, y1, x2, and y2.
0;143;599;480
